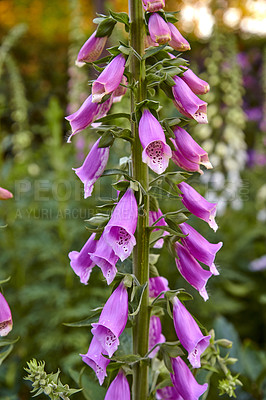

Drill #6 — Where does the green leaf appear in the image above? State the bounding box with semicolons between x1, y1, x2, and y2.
143;45;167;60
0;337;20;347
109;10;130;27
112;181;130;192
96;17;117;37
155;378;173;390
161;342;184;358
63;308;103;327
85;214;110;227
98;131;115;148
112;354;143;364
129;283;148;316
0;345;13;366
0;276;11;285
148;186;181;200
102;168;129;177
165;212;188;227
160;81;175;101
162;351;173;373
95;113;131;123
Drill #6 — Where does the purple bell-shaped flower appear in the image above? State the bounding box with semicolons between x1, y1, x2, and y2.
76;31;107;66
104;370;131;400
148;13;171;45
168;23;190;51
80;336;110;385
0;293;13;336
149;276;170;298
181;68;210;95
148;315;166;358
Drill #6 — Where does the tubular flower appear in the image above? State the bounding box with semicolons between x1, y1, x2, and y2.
89;235;119;285
175;242;212;301
171;357;208;400
178;182;218;231
92;54;126;103
171;126;212;174
68;233;97;285
103;189;138;261
104;370;130;400
156;386;183;400
142;0;165;12
76;31;107;66
148;13;171;45
180;68;210;95
149;208;169;248
144;35;159;48
65;95;113;142
0;187;13;200
73;138;109;198
173;298;211;368
168;23;190;51
0;293;13;336
148;315;166;358
139;109;172;174
172;76;208;124
113;75;128;103
179;222;222;275
80;336;110;385
149;276;170;298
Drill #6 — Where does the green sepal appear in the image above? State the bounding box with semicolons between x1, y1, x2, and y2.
164;11;179;24
112;180;130;192
143;45;168;60
109;10;130;28
98;130;115;148
160;341;184;358
0;276;11;285
148;186;181;200
95;17;117;38
94;113;131;124
0;336;20;347
85;213;110;227
63;307;103;327
129;282;148;316
112;354;144;365
159;81;175;100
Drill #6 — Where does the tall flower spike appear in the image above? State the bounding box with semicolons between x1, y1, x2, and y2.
149;208;169;248
181;68;210;95
103;189;138;261
139;109;172;174
92;54;126;103
148;13;171;45
89;235;119;285
68;233;97;285
148;315;166;358
73;138;109;198
76;31;107;66
156;386;183;400
168;23;190;51
80;336;110;385
142;0;165;12
0;293;13;336
0;187;13;200
175;242;212;301
91;282;128;357
178;182;218;231
173;297;211;368
171;357;208;400
179;222;222;275
171;126;212;174
104;370;130;400
149;276;170;298
172;76;208;124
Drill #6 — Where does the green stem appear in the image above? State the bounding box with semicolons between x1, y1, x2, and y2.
129;1;150;399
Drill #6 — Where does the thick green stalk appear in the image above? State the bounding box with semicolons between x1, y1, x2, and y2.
129;1;150;399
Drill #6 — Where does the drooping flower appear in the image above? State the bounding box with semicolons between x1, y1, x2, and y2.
142;0;165;12
73;138;109;198
68;233;97;284
113;75;128;103
89;235;119;285
173;298;211;368
80;336;110;385
91;282;128;357
149;276;170;298
0;293;12;336
76;31;107;66
103;189;138;261
148;13;171;45
139;109;172;174
104;370;130;400
171;357;208;400
0;187;13;200
168;23;190;51
65;95;113;142
148;315;166;358
92;54;126;103
144;35;159;48
149;208;169;248
175;242;212;301
179;222;222;275
172;76;208;124
180;68;210;95
177;182;218;231
171;126;212;174
156;385;183;400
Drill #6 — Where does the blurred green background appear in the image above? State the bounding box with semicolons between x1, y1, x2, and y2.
0;0;265;399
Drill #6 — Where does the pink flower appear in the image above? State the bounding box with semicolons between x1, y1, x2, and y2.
113;75;128;103
148;13;171;45
76;31;107;66
0;187;13;200
104;370;130;400
149;208;169;248
142;0;165;12
168;23;190;51
149;276;170;298
149;315;165;358
80;336;110;385
181;68;210;95
0;293;12;336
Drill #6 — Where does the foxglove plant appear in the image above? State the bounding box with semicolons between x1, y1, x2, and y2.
0;292;13;336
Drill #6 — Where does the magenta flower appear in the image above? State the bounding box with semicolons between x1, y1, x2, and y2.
103;189;138;261
80;336;110;385
76;31;107;66
73;138;109;198
0;187;13;200
92;54;126;103
148;13;171;45
178;182;218;231
171;126;212;174
105;370;130;400
113;75;128;103
168;23;190;51
65;95;113;142
0;293;12;336
149;276;170;298
91;282;128;357
171;357;208;400
149;315;165;358
139;109;172;174
172;76;208;124
89;235;119;285
175;242;212;301
68;233;97;285
144;35;159;48
156;386;183;400
181;68;210;95
142;0;165;12
179;223;222;275
149;208;169;248
173;298;211;368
